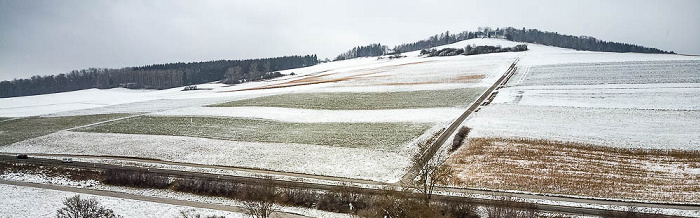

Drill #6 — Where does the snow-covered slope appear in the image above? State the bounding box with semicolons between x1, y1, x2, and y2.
465;42;700;150
3;38;699;181
0;38;522;118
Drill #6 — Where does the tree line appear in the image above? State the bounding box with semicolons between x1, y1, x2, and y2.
0;55;318;98
503;27;674;54
334;43;387;61
335;27;672;61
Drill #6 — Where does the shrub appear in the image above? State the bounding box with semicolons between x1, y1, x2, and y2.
463;44;528;56
425;48;465;57
171;178;242;199
278;188;318;208
56;195;120;218
452;126;471;151
176;209;225;218
103;168;170;189
441;202;479;218
243;177;279;218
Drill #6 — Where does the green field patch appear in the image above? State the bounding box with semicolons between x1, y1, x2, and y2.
209;88;485;110
0;114;131;146
77;116;431;150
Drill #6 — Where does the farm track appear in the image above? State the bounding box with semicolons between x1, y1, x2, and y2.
2;155;698;217
399;58;520;184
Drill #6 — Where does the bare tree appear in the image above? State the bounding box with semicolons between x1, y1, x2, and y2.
414;152;453;203
405;129;453;204
56;195;120;218
243;176;278;218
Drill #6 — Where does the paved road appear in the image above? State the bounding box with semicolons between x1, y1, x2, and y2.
0;180;309;218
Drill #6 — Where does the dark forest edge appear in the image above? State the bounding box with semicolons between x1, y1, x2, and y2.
2;27;675;98
334;26;674;60
0;55;318;98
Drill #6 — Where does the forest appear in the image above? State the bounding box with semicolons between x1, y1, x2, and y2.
334;44;387;61
502;27;673;54
0;55;318;98
336;27;672;60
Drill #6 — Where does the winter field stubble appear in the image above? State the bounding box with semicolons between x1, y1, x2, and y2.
446;138;700;203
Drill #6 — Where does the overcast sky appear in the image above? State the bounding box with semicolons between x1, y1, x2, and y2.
0;0;698;81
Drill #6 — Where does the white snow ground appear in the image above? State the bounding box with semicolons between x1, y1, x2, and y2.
0;183;246;218
0;38;521;118
468;104;700;150
0;131;412;182
0;38;523;182
467;47;700;150
0;172;353;218
491;83;700;110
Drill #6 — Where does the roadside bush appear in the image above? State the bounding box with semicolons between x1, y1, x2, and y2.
242;177;279;218
357;188;444;218
451;126;471;151
176;209;225;218
103;168;170;189
278;188;318;208
0;161;101;181
441;202;479;218
171;178;242;199
56;195;120;218
485;197;538;218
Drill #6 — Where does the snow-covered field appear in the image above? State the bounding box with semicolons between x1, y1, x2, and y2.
0;183;247;218
0;173;352;218
8;37;698;186
492;83;700;110
0;39;520;118
0;131;414;182
467;47;700;150
468;104;700;150
0;38;524;182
